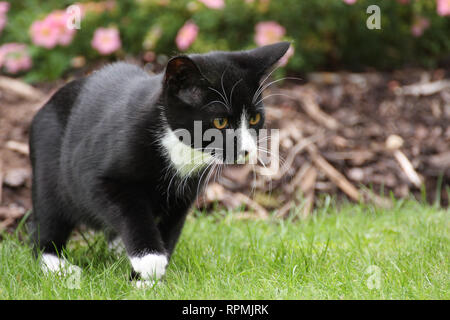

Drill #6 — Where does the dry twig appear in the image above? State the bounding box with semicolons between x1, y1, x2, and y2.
0;76;44;101
299;166;317;217
285;88;340;130
5;140;29;156
307;143;361;202
396;79;450;96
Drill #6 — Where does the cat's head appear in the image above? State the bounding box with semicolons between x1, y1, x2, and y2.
160;42;290;172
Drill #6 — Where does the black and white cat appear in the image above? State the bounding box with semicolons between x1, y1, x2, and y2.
28;42;290;284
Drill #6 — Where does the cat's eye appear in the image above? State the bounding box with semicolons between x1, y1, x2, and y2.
213;117;228;129
249;113;261;126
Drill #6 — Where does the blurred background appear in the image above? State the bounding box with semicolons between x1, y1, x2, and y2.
0;0;449;230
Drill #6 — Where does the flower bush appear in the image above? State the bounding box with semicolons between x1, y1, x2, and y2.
30;11;77;49
0;0;448;82
0;43;32;74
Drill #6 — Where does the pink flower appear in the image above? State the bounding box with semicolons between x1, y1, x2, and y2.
45;10;77;46
0;43;32;74
254;21;285;46
343;0;357;4
198;0;225;9
437;0;450;16
411;16;430;37
91;27;122;55
278;45;294;67
396;0;410;4
30;10;77;48
30;20;60;49
175;21;199;51
0;1;9;14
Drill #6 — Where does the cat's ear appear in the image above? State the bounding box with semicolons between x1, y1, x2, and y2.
164;56;204;86
164;56;207;105
235;42;291;77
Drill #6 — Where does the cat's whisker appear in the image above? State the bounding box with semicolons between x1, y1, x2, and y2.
257;155;273;193
201;100;229;110
203;161;219;195
252;77;302;104
220;67;230;108
229;78;243;107
256;146;285;164
166;152;211;201
254;93;295;106
195;163;216;207
208;87;229;110
252;65;281;103
178;165;202;197
195;157;220;205
213;161;224;187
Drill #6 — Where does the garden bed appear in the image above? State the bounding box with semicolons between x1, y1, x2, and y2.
0;68;449;231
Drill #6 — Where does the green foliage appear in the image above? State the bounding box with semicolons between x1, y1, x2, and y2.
1;0;449;82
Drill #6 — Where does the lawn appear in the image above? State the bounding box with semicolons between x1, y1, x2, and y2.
0;199;448;299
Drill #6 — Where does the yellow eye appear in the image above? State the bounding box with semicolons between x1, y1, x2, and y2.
213;117;228;129
249;113;261;125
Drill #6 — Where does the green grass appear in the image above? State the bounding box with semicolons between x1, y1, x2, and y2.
0;199;448;299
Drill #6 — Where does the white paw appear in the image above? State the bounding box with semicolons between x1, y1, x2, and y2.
41;253;82;277
129;253;168;280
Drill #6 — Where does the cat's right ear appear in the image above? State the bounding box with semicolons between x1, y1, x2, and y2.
164;56;204;87
233;42;291;78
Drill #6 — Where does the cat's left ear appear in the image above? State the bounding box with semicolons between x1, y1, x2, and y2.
164;56;204;87
234;41;291;78
164;56;208;105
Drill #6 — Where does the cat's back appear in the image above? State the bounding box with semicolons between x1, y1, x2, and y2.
63;62;161;146
74;62;155;119
82;62;151;100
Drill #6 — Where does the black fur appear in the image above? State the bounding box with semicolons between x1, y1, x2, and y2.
28;42;290;277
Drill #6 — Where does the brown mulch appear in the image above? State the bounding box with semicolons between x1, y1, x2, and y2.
0;69;449;231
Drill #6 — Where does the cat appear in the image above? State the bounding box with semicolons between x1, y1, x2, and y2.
28;41;290;285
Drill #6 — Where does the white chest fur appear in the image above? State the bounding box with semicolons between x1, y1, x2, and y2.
160;128;212;177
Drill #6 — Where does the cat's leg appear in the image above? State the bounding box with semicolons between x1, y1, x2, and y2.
120;214;168;282
29;203;78;276
96;183;169;282
29;98;80;276
159;212;188;260
126;214;186;288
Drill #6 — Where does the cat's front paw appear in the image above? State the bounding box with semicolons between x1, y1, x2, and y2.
130;253;168;280
40;253;82;277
